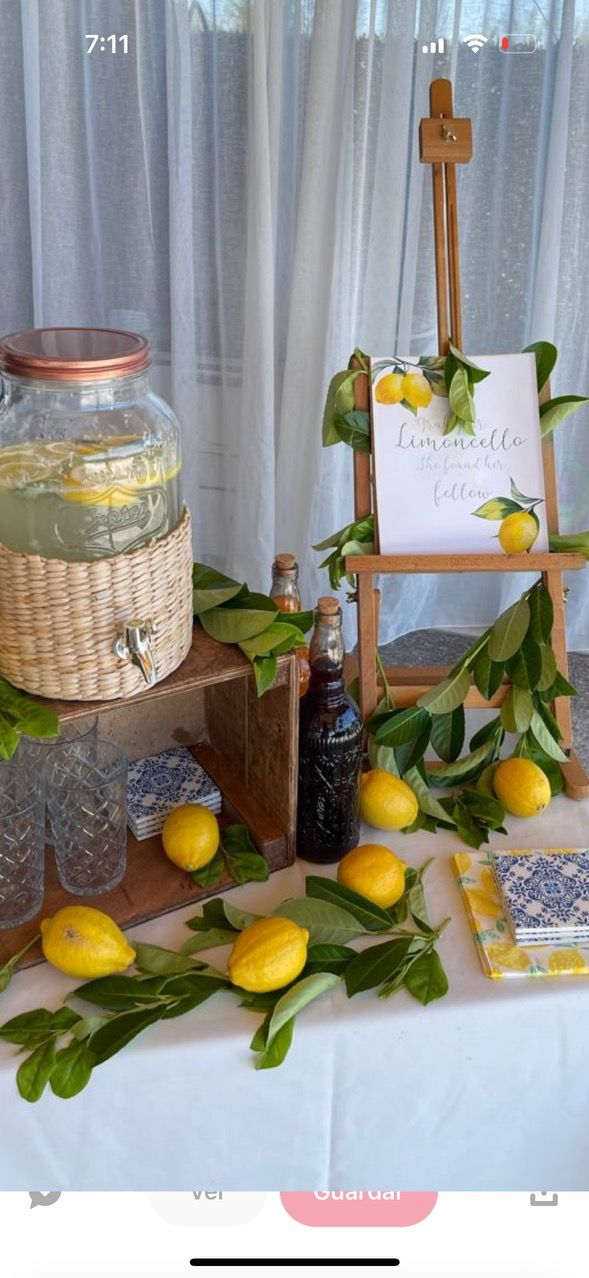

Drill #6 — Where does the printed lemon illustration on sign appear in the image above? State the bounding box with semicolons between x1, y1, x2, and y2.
40;906;136;979
472;477;542;554
162;804;220;872
487;941;531;972
338;843;407;908
548;949;587;974
493;757;551;818
498;511;539;554
228;916;309;992
402;372;432;408
359;769;419;831
375;372;404;404
454;852;472;876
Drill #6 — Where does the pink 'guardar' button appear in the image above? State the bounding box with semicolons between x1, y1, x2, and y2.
280;1192;438;1227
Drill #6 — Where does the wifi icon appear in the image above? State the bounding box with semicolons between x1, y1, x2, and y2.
463;33;488;52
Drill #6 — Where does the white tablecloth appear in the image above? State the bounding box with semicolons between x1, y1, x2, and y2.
2;797;589;1191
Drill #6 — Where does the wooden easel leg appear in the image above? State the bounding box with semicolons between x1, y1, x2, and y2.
357;572;378;721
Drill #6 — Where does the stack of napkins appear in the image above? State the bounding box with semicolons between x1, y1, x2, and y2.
127;746;222;841
490;849;589;945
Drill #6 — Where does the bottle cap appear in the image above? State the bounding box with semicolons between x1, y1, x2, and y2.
317;596;341;616
273;553;297;576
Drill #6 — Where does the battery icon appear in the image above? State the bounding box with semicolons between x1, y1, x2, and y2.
500;34;537;52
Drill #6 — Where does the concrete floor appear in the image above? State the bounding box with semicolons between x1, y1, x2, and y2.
380;631;589;768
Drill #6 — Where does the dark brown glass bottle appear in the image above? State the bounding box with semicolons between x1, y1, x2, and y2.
296;596;363;863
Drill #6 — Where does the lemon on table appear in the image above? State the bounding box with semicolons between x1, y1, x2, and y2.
338;844;407;909
375;372;405;404
498;511;538;554
401;372;432;408
493;757;551;818
162;804;220;872
40;906;136;979
228;916;309;993
359;769;419;831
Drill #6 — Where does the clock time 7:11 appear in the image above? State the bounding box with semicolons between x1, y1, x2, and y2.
86;35;129;54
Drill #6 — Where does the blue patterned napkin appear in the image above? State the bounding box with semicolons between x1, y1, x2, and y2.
127;747;221;840
490;849;589;943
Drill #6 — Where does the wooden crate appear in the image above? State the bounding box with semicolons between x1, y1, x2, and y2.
1;626;299;969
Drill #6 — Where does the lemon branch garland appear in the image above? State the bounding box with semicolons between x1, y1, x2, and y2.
193;563;312;697
364;579;576;849
0;863;448;1098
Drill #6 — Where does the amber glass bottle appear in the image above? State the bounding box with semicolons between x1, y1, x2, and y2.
296;596;363;863
269;552;310;696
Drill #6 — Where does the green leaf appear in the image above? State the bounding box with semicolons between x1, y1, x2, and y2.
471;498;522;521
50;1041;96;1099
449;344;491;383
505;634;542;689
533;696;563;741
473;650;504;700
0;965;14;994
540;670;577;700
0;1007;80;1047
500;686;534;734
190;851;225;889
70;1016;109;1041
221;824;269;885
16;1041;56;1103
200;597;277;644
374;706;431;746
430;706;465;762
71;976;167;1012
6;701;59;739
305;875;394;932
192;563;243;614
523;341;557;393
405;949;449;1004
469;717;502;751
345;937;422;997
393;721;432;776
0;715;20;759
529;709;569;762
294;609;314;635
448;367;476;423
90;1006;166;1065
529;584;554;643
403;765;454;824
417;667;470;715
251;654;277;697
537;645;557;692
539;395;588;437
180;928;237;954
222;901;262;931
488;598;531;662
367;736;400;776
250;1013;271;1052
274;898;366;945
133;943;205;976
333;410;371;453
459;789;505;829
408;882;434;934
267;972;341;1046
517;735;564;795
426;742;497;788
186;899;238;931
476;763;498;798
255;1017;295;1070
322;369;358;446
304;944;357;975
452;799;488;849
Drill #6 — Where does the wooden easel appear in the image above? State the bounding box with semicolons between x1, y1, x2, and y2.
350;79;589;799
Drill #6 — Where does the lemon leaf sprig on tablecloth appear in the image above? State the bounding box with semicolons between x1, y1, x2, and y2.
0;863;447;1095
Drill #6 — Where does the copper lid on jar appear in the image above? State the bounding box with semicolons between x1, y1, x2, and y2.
0;327;151;381
317;596;340;616
273;552;298;576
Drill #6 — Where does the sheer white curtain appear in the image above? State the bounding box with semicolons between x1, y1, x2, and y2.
2;0;588;645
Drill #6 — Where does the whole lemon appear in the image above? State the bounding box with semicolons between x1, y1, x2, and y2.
40;906;136;979
338;843;407;908
162;803;220;872
401;372;432;408
375;372;404;404
493;757;551;818
228;916;309;992
498;511;538;554
359;769;419;830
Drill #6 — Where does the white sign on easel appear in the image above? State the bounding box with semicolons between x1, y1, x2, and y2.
370;352;548;555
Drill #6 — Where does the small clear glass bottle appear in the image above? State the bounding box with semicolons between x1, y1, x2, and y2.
297;596;363;863
270;552;310;697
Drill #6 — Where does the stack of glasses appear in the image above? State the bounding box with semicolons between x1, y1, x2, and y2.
490;849;589;946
